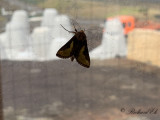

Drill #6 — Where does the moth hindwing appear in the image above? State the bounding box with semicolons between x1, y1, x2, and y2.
56;25;90;68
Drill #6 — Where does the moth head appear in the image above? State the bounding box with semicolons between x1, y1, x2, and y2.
75;30;86;41
81;30;84;32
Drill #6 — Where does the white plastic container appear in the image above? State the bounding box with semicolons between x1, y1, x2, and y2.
31;27;50;60
90;19;127;59
41;8;58;28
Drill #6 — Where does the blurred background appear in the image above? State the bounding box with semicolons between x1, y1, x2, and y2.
0;0;160;120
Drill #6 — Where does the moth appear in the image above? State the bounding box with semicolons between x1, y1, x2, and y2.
56;24;90;68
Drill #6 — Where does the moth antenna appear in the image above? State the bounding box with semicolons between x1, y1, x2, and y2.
83;29;90;32
71;19;77;32
73;24;77;32
71;18;82;30
74;20;82;30
76;21;82;30
86;27;101;32
60;24;75;34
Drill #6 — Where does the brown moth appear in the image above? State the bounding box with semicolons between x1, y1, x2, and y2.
56;24;90;68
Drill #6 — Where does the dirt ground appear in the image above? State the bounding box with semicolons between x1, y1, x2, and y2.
1;10;160;119
1;58;160;120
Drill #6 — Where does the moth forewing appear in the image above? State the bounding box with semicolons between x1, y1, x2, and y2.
56;35;76;58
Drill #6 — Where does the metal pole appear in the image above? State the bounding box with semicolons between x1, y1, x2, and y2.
0;59;4;120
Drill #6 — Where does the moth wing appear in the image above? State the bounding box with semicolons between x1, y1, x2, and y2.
56;35;76;58
76;40;90;68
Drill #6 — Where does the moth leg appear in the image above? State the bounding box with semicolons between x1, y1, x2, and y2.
60;24;76;34
70;55;75;61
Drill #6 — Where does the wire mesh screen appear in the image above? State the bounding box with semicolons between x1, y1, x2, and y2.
0;0;160;120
